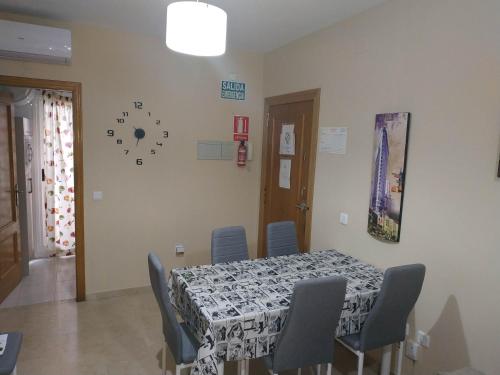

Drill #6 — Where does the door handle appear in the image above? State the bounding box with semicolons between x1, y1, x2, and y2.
15;184;23;207
295;202;310;212
27;144;33;162
28;178;33;194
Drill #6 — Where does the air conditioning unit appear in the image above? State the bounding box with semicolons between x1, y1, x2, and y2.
0;20;71;64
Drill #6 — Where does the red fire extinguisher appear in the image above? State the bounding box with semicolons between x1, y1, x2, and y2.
237;140;247;167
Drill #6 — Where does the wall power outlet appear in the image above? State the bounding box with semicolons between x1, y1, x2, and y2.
416;330;431;348
406;340;420;361
175;244;185;254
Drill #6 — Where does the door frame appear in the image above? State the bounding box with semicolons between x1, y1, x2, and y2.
0;75;86;302
257;89;321;258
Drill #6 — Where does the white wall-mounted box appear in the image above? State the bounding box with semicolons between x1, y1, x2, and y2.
0;20;72;64
197;141;234;160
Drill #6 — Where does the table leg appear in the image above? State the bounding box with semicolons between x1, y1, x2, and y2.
216;358;225;375
380;345;392;375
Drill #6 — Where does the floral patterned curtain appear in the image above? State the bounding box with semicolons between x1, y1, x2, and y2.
42;92;75;256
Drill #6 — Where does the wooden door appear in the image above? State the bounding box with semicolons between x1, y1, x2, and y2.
0;95;21;303
258;90;320;257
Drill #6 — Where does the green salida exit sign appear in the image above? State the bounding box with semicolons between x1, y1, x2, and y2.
221;80;246;100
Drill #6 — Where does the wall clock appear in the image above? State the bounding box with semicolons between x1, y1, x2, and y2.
107;100;169;166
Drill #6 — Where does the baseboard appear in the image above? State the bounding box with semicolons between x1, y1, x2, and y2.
85;285;150;301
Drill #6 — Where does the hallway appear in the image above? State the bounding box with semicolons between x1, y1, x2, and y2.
0;256;75;308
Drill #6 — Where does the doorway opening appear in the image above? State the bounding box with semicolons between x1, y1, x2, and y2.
258;89;320;258
0;76;84;307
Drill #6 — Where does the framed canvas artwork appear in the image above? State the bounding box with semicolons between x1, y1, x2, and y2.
368;112;410;243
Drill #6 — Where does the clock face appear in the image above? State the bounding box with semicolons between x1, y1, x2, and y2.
107;101;168;166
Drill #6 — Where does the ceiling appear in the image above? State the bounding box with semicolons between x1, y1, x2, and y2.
0;0;386;53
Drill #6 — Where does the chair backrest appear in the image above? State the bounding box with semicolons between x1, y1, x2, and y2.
360;264;426;351
272;276;347;372
211;226;249;264
148;252;184;364
266;221;299;257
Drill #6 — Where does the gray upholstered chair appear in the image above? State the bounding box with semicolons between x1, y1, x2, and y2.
211;226;249;264
262;276;347;375
148;252;201;375
338;264;426;375
266;221;299;257
0;332;22;375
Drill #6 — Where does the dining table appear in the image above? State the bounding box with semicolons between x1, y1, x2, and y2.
168;249;386;375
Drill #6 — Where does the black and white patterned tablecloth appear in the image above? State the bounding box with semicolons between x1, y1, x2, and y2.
168;250;383;375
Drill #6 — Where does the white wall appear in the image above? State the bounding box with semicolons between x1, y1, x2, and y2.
0;13;264;295
264;0;500;374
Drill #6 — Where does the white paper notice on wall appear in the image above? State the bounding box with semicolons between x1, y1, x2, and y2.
279;124;295;155
319;127;348;154
279;159;291;189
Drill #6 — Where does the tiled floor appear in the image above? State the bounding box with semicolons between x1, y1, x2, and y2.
0;256;76;309
0;289;381;375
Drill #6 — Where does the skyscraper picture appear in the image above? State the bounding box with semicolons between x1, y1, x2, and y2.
368;113;410;242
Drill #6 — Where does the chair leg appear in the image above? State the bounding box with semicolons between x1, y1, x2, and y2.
396;341;404;375
217;360;225;375
316;364;321;375
380;345;392;375
238;359;248;375
326;363;332;375
162;343;167;375
298;368;302;375
357;352;364;375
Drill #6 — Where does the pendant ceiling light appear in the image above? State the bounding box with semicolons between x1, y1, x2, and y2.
166;1;227;57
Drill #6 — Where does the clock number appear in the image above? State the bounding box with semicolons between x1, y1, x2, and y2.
156;120;161;125
117;118;124;124
124;149;129;155
122;111;129;117
107;129;114;137
148;112;151;117
136;158;143;166
134;101;143;110
156;142;163;147
117;139;123;145
163;131;169;138
150;149;156;155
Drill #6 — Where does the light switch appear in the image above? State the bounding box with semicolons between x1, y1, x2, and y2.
340;212;349;225
93;191;103;201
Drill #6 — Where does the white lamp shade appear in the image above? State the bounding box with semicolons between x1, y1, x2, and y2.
166;1;227;57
